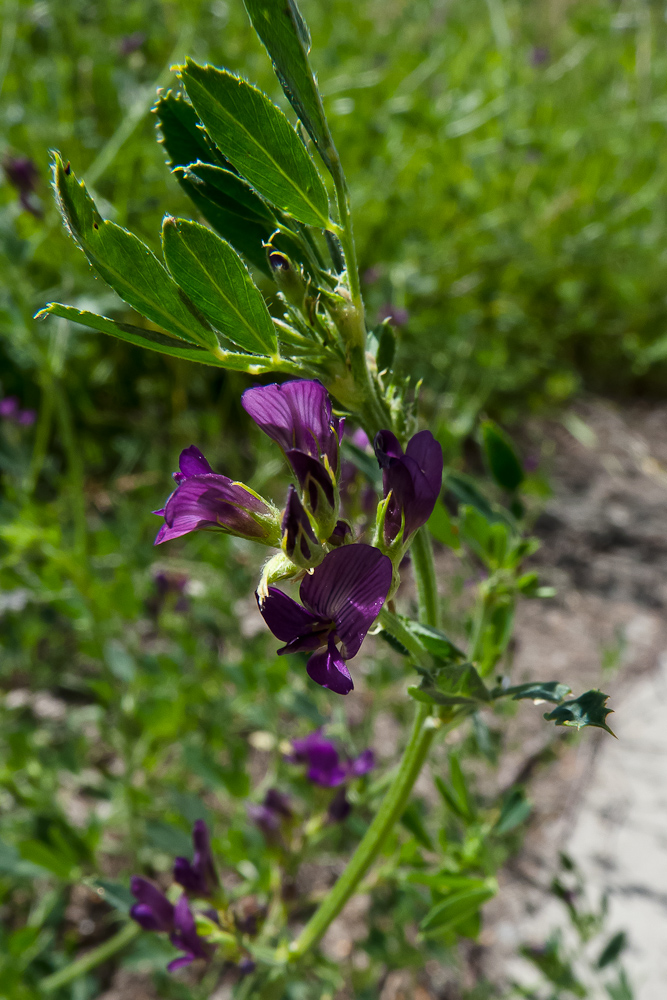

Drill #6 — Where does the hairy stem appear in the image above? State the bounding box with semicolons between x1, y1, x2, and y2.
288;523;441;961
411;527;440;628
288;700;436;960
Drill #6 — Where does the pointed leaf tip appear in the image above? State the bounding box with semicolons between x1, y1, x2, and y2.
544;689;615;736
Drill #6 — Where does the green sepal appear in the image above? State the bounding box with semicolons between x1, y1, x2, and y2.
177;61;330;228
544;689;615;735
51;153;219;351
35;304;285;374
242;0;335;172
481;420;525;493
161;217;278;357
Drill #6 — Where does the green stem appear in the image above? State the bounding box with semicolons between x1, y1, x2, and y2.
288;700;436;961
410;528;440;628
40;921;140;991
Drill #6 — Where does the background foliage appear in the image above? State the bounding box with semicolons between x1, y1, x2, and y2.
0;0;655;994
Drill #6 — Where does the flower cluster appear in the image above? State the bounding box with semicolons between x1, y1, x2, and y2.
130;820;218;972
153;379;443;696
0;396;36;426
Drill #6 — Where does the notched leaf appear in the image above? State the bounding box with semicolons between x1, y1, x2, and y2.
544;689;615;736
493;680;572;704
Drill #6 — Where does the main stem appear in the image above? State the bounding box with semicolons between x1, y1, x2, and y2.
288;532;440;961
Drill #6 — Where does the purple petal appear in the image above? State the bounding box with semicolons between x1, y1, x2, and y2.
173;857;207;896
191;819;218;892
156;475;270;544
286;450;335;513
0;397;19;418
256;586;322;646
282;484;319;562
242;380;338;465
174;445;214;483
170;894;212;963
263;787;292;817
130;876;174;932
167;953;196;972
374;430;404;465
374;430;443;540
130;903;166;932
300;544;392;659
306;638;354;696
350;749;375;777
328;787;352;822
405;430;443;504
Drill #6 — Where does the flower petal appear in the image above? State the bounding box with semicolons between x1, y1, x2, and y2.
242;380;335;462
306;639;354;695
130;876;174;932
286;450;335;513
350;749;375;777
156;475;272;545
405;430;443;499
256;586;322;645
300;544;392;658
174;445;214;484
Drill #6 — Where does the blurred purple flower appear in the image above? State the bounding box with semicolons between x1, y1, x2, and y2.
168;894;214;972
257;543;392;695
523;454;540;473
119;31;145;56
173;820;219;897
378;304;409;327
374;430;443;543
289;731;375;787
531;46;549;66
16;409;36;425
247;787;292;838
130;877;213;972
2;155;41;216
328;787;352;822
363;266;380;285
0;397;19;418
154;445;278;546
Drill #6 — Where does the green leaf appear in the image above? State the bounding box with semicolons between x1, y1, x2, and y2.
52;154;219;351
402;620;466;663
544;689;615;735
153;88;224;169
427;501;461;551
410;662;490;707
481;420;525;492
445;471;512;526
145;820;192;857
449;754;474;819
420;883;496;934
178;61;330;228
36;304;280;374
597;931;627;969
494;680;572;704
89;879;134;914
400;801;434;850
162;218;278;356
243;0;335;172
376;322;396;373
19;840;77;880
494;788;532;835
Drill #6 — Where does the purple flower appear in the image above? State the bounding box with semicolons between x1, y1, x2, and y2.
168;894;214;972
154;445;279;546
16;409;36;425
531;45;549;66
119;31;145;56
242;380;343;473
257;543;392;695
247;788;292;838
173;820;219;897
130;876;175;932
374;430;443;544
0;397;19;419
378;304;409;327
2;155;41;216
129;878;213;972
281;485;321;567
290;731;375;787
328;787;352;822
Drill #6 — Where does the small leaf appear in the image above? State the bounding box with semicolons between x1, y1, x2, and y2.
494;788;532;835
427;502;461;551
178;61;330;227
52;154;218;351
36;304;280;374
90;879;134;914
400;801;434;850
242;0;335;171
402;620;466;663
481;420;524;492
544;689;615;735
411;662;490;707
445;471;512;526
495;681;572;704
153;88;224;169
420;883;496;934
162;218;278;356
597;931;627;969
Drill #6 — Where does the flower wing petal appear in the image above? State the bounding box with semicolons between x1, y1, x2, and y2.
257;587;321;645
242;380;332;459
306;640;354;695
